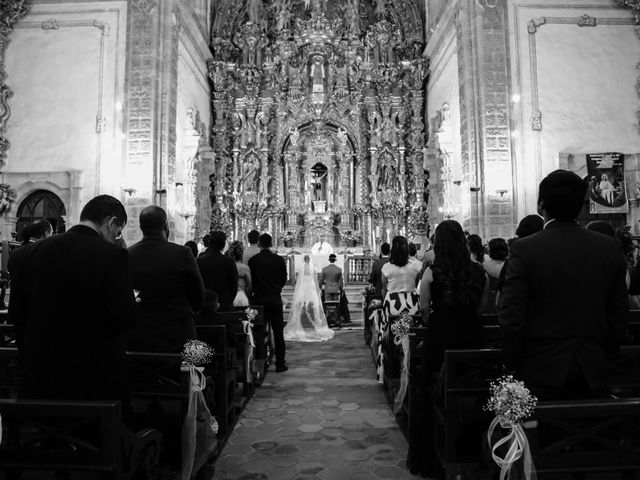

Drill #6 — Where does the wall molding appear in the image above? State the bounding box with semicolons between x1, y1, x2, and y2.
512;3;638;191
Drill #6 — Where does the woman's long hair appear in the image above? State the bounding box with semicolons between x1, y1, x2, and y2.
467;234;485;263
432;220;483;307
389;235;409;267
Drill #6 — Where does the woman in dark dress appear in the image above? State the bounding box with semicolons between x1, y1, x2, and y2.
408;220;489;476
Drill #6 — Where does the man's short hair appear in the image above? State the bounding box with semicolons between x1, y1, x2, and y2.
538;170;587;222
380;242;390;256
248;230;260;244
80;195;127;227
202;234;211;248
515;215;544;238
139;206;167;235
408;243;417;257
210;230;227;251
329;253;337;262
258;233;272;248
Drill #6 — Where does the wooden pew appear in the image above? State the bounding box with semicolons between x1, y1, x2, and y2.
233;305;272;384
196;324;241;439
383;314;422;408
0;323;16;347
428;347;640;479
362;291;377;346
125;351;194;472
0;345;19;398
0;399;161;480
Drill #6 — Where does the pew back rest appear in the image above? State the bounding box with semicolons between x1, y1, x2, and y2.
0;399;122;475
0;324;16;347
125;352;187;399
530;397;640;472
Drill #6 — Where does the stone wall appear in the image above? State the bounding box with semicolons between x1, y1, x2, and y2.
4;1;128;226
506;0;640;222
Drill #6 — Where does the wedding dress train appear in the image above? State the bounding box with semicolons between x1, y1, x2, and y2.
284;258;335;342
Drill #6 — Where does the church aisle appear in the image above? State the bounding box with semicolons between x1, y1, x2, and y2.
213;330;420;480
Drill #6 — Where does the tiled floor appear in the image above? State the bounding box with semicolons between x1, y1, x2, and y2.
213;329;421;480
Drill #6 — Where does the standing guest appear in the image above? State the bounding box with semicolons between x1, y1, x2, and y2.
127;206;204;352
368;242;390;299
408;242;421;269
377;236;422;383
198;234;211;257
249;233;288;372
412;220;489;476
484;238;508;289
420;220;489;370
8;219;53;336
228;240;252;307
10;195;136;404
499;170;628;400
184;240;199;259
422;234;435;268
244;229;261;264
495;214;544;304
197;230;238;311
467;234;485;264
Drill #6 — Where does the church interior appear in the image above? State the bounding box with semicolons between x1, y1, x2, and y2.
1;0;640;479
1;0;636;250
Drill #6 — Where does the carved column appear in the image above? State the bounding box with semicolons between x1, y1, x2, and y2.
0;0;30;170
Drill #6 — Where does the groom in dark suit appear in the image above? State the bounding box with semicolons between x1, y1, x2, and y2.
249;233;289;372
499;170;628;400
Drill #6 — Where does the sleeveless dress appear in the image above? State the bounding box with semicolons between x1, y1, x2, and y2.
426;262;486;372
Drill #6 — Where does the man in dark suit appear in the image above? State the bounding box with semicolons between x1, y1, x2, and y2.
197;230;238;311
368;242;390;299
127;206;204;352
9;195;136;403
498;170;628;400
248;233;288;372
320;254;343;302
243;229;260;264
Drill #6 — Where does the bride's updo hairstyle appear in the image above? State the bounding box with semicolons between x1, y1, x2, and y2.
389;235;409;267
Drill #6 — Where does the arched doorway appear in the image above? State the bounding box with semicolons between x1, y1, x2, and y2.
16;190;66;238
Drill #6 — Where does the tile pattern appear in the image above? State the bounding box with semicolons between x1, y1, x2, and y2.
213;330;420;480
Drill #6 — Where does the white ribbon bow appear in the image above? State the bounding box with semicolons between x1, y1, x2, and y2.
488;417;536;480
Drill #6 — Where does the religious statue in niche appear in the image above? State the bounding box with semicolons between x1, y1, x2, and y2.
374;0;386;19
310;55;327;95
242;153;260;192
336;127;348;147
343;0;359;36
209;173;217;205
289;126;300;147
272;0;291;32
311;163;328;203
378;153;396;191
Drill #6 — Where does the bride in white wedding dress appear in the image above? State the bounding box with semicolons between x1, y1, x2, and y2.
284;255;335;342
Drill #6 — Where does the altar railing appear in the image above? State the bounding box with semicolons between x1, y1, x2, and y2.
344;256;375;284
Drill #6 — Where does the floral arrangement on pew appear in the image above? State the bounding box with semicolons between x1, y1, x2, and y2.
181;339;218;476
242;308;258;382
390;312;419;344
485;375;538;480
390;312;420;413
181;339;215;367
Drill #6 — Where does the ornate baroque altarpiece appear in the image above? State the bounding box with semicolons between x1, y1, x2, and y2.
208;0;430;248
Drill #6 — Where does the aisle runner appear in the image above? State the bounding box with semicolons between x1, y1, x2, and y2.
214;330;420;479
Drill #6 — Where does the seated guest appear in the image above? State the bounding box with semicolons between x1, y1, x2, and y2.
368;242;390;299
184;240;199;259
197;230;238;311
243;229;260;264
467;234;485;264
484;238;508;290
227;240;252;307
10;195;135;404
127;206;204;353
196;290;240;350
499;170;628;400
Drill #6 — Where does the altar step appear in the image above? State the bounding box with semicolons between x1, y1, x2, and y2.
281;284;366;325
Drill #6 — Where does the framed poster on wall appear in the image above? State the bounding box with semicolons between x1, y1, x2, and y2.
586;152;628;214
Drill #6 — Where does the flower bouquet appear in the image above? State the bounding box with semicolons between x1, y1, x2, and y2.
368;298;383;310
390;311;419;344
181;339;215;366
485;375;538;480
